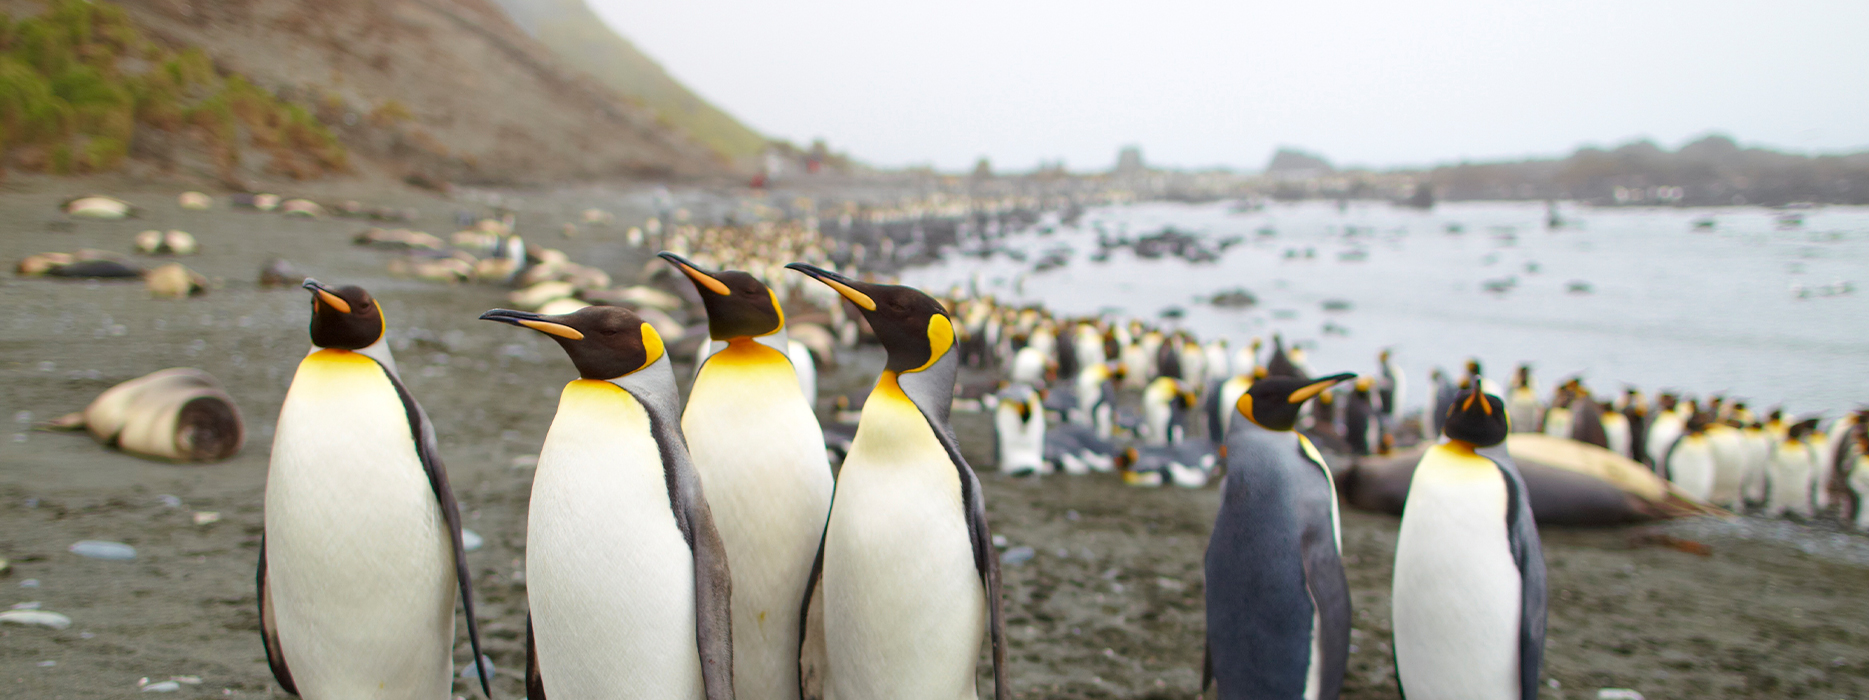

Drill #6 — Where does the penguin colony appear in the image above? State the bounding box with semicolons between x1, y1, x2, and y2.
220;193;1863;699
22;191;1865;699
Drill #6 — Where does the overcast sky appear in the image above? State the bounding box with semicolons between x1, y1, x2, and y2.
587;0;1869;172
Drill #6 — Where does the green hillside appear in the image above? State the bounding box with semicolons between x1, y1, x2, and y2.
492;0;766;164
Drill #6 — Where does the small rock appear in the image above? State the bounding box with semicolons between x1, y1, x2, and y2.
193;512;221;526
141;680;181;692
990;534;1008;549
1000;546;1036;566
460;654;494;679
12;601;42;610
0;609;72;629
171;676;202;685
1155;577;1187;592
510;455;538;469
0;557;9;576
1597;690;1642;700
157;494;182;508
1065;510;1080;521
37;660;55;667
70;540;137;561
462;529;484;552
20;578;40;588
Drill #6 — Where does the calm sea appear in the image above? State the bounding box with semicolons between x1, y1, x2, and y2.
900;200;1869;417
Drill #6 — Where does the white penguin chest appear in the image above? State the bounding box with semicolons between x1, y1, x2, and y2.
265;350;455;699
824;379;985;699
1392;446;1522;700
529;380;702;700
685;346;834;698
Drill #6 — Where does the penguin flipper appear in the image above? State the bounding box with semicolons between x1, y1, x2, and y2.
256;538;299;697
384;371;491;699
525;614;546;700
1300;525;1351;700
927;423;1010;700
797;527;830;700
637;402;736;700
1486;449;1548;700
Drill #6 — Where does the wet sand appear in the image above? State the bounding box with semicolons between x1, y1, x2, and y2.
3;176;1868;699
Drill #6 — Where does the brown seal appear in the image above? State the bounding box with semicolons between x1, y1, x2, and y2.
1340;434;1719;525
45;368;244;463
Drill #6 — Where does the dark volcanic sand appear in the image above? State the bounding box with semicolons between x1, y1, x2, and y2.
3;177;1869;699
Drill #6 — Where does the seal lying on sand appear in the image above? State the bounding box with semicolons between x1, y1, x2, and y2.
1341;434;1719;525
45;368;245;463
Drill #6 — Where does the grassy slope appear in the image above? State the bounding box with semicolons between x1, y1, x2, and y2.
493;0;767;164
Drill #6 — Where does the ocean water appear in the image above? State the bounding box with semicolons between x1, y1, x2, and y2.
900;200;1869;416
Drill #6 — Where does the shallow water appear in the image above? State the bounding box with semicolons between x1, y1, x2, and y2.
902;200;1869;415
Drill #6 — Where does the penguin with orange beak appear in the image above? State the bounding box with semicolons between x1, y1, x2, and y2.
1203;372;1356;699
786;264;1008;700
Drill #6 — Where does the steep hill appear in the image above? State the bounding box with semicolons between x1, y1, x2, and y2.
0;0;731;186
490;0;767;166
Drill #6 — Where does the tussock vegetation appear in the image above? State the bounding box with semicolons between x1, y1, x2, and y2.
0;0;347;179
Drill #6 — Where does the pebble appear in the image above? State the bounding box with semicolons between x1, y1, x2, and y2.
0;609;72;629
12;601;41;609
141;680;181;692
1598;690;1643;700
20;578;40;588
462;529;484;552
990;534;1008;549
70;540;137;561
157;494;183;508
460;655;495;679
0;557;9;576
1000;546;1036;566
193;511;221;526
37;660;55;667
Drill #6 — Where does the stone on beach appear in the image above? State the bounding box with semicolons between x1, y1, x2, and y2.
0;609;72;630
70;540;137;560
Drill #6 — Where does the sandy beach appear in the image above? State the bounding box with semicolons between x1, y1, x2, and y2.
3;176;1868;699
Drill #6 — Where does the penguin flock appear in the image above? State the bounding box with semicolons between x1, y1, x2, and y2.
262;257;1011;699
260;254;1567;700
1476;364;1869;528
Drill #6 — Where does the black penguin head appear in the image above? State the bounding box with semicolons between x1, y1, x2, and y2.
1237;372;1356;431
1514;364;1532;388
788;263;953;375
303;279;384;350
1465;358;1484;378
1443;386;1509;447
480;306;664;380
658;252;785;340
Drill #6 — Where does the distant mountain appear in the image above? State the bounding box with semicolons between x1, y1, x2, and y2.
491;0;768;165
1265;148;1333;177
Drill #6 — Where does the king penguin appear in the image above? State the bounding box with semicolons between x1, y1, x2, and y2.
262;280;488;700
1204;372;1358;700
479;306;733;700
658;252;833;700
1392;384;1547;700
785;263;1009;700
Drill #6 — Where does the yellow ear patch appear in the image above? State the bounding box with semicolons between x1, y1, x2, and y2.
639;322;666;371
907;314;954;373
822;277;876;311
519;319;584;340
1236;393;1257;425
677;262;731;295
765;288;787;332
315;289;351;313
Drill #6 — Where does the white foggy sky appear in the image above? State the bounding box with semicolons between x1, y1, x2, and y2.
586;0;1869;172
